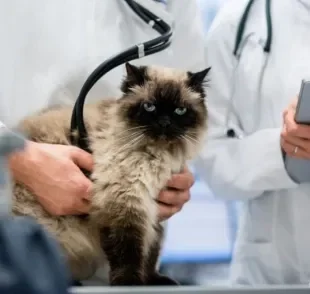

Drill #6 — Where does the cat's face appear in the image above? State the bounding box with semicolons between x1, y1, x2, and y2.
118;63;210;151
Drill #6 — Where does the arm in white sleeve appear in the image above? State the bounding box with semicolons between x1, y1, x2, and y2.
166;0;206;71
193;4;298;201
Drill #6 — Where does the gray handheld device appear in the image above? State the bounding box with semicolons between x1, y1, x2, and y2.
284;79;310;183
294;80;310;124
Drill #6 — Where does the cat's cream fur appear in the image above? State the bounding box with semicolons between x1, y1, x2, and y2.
11;64;209;285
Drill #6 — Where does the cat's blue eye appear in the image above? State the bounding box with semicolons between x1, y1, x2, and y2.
143;102;156;112
174;107;187;115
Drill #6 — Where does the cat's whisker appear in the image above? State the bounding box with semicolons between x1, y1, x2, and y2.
183;135;192;144
117;133;145;153
130;134;145;148
122;134;143;148
184;133;199;143
113;126;148;145
117;136;143;154
182;134;199;149
127;133;145;147
184;134;200;146
115;130;144;144
186;130;198;136
180;135;195;148
115;125;146;137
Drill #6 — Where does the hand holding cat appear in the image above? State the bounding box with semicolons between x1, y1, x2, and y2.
9;140;193;220
281;97;310;159
9;141;93;216
157;166;194;221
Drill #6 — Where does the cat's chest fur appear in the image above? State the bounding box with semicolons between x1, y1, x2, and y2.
91;138;185;200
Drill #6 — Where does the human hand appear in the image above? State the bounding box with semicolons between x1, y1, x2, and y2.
9;141;93;216
281;97;310;159
157;166;194;222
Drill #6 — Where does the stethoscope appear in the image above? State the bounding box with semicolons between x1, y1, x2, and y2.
69;0;172;153
226;0;273;139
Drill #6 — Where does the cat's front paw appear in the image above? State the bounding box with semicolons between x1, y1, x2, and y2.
110;274;144;286
147;273;179;286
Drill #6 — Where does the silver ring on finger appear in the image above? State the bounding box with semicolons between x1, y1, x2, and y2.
294;146;299;154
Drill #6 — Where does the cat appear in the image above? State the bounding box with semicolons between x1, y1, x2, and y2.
12;62;210;286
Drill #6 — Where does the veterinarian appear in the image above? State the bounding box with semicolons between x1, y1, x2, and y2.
194;0;310;286
0;0;205;284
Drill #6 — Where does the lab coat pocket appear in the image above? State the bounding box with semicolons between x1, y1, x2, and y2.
232;33;268;133
233;242;281;284
243;193;275;243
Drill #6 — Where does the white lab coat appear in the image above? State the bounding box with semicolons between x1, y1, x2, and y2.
0;0;206;127
0;0;206;285
195;0;310;285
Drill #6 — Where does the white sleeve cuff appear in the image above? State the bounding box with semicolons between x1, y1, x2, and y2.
256;128;298;190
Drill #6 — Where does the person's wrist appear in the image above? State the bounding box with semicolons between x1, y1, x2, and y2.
8;140;37;184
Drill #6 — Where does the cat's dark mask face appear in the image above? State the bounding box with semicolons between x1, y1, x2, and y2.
118;63;210;145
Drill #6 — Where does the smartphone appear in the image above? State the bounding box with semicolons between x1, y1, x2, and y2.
285;79;310;183
295;79;310;124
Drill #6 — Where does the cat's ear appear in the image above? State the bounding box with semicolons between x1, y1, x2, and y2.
187;67;211;88
125;62;145;80
187;67;211;97
121;62;148;94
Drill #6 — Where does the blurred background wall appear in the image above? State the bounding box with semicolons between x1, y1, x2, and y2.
159;0;240;286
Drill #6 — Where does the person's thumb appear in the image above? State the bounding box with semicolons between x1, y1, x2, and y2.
70;147;94;172
291;96;298;109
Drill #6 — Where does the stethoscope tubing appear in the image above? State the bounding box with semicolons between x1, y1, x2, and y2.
227;0;272;138
70;0;173;152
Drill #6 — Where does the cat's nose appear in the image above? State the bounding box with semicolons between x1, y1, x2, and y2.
158;117;171;127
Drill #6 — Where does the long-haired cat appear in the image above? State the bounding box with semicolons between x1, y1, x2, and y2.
12;63;210;286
